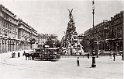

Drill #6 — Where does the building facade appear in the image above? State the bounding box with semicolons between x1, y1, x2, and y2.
30;27;38;49
83;11;123;53
0;4;38;53
18;20;38;50
38;34;57;46
18;19;31;50
0;5;19;53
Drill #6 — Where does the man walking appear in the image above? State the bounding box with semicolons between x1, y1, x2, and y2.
113;53;116;61
87;53;90;59
18;52;20;57
77;57;80;66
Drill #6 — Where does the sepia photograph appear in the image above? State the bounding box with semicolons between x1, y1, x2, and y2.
0;0;123;79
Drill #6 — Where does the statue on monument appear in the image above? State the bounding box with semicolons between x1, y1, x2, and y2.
68;9;73;22
62;9;84;55
67;9;76;34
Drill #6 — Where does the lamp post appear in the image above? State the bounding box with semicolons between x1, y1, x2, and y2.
91;0;96;68
96;40;99;58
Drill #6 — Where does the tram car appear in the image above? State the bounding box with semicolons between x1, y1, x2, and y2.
32;48;61;61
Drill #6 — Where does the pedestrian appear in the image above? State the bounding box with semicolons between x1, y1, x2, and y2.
18;52;20;57
13;52;15;58
23;51;26;56
113;53;116;61
77;57;80;66
87;53;89;59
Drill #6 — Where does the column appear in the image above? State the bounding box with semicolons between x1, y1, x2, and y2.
2;39;5;53
1;39;3;53
7;40;9;52
8;39;10;52
5;39;7;53
3;39;5;53
16;41;17;51
10;40;11;51
14;40;15;51
16;41;18;50
16;41;18;51
13;40;14;51
19;41;21;51
0;38;1;53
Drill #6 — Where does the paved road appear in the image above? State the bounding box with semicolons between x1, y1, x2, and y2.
0;53;123;79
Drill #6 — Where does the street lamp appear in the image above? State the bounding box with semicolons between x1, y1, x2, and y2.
96;40;100;58
91;0;96;68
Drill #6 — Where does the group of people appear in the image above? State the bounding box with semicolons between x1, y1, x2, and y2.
11;52;20;58
11;51;35;60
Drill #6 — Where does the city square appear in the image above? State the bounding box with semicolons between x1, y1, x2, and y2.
0;0;123;79
0;51;123;79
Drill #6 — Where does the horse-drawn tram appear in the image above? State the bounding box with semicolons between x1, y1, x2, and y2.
26;47;61;61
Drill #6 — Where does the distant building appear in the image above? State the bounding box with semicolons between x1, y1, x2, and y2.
38;34;58;47
83;11;123;53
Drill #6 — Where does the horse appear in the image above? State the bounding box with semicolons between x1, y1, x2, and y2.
24;53;32;60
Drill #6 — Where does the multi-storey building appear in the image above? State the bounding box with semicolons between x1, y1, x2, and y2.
108;11;123;52
38;34;57;47
18;19;38;50
83;11;123;53
0;4;38;53
30;27;38;49
0;4;18;53
30;27;38;43
38;34;58;48
18;19;31;50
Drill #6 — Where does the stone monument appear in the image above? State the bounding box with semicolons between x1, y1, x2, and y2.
63;9;84;55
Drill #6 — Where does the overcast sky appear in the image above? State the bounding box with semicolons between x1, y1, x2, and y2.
0;0;123;40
